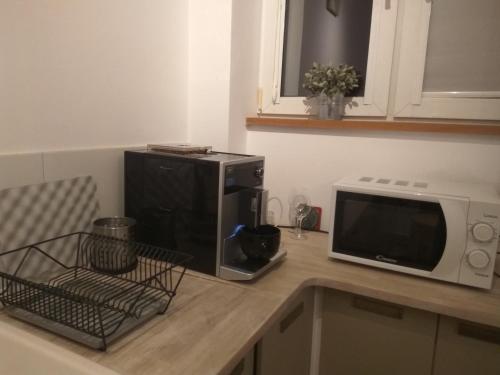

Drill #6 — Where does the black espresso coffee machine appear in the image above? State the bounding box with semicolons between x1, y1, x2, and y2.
124;149;286;280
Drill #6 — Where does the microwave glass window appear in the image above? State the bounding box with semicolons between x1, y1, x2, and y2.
333;192;447;270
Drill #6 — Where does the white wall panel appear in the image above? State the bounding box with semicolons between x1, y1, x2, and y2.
0;0;189;153
228;0;263;153
248;130;500;231
0;153;44;190
42;147;140;217
187;0;232;151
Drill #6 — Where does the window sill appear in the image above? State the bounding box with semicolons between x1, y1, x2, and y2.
246;117;500;136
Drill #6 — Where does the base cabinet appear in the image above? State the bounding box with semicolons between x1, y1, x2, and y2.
248;286;499;375
433;316;500;375
256;288;314;375
319;289;437;375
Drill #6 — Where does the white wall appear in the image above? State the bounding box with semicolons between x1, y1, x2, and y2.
0;146;138;217
0;1;190;219
2;0;499;234
42;147;139;216
228;0;263;153
0;154;44;191
247;130;500;230
0;0;188;154
187;0;232;151
187;0;262;153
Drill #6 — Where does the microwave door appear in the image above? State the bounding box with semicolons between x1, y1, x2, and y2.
333;191;447;271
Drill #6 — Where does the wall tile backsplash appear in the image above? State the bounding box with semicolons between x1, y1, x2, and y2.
0;176;99;251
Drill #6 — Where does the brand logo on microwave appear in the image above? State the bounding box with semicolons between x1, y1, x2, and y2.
375;255;398;264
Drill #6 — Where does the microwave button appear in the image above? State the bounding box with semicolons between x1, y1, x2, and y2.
472;223;495;243
467;249;490;269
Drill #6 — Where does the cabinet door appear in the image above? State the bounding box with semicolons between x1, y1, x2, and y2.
434;316;500;375
257;288;314;375
319;289;436;375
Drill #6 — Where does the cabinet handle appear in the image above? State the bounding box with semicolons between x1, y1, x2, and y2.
158;206;172;213
159;166;173;171
458;321;500;345
352;296;403;320
229;359;245;375
280;302;304;333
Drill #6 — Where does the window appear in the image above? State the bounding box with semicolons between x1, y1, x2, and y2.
393;0;500;120
281;0;372;98
258;0;398;116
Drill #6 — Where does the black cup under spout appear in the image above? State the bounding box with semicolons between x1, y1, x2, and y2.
238;225;281;260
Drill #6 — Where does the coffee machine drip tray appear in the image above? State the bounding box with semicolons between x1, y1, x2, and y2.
219;250;286;281
220;236;286;281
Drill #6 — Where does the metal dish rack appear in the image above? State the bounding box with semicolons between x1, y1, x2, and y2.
0;232;192;350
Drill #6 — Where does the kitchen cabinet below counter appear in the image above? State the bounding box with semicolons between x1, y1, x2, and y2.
434;316;500;375
255;287;500;375
319;289;436;375
256;288;314;375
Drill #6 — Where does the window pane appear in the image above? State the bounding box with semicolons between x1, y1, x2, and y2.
281;0;373;97
423;0;500;93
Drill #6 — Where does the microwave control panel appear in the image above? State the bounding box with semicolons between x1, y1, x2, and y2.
461;202;500;289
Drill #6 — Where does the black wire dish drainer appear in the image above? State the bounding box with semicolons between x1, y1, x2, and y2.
0;232;192;350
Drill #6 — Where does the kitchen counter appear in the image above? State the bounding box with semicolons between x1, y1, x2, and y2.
2;231;500;375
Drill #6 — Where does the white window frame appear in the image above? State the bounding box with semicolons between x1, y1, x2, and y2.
258;0;399;117
393;0;500;120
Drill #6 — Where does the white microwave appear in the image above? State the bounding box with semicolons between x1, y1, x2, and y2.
328;176;500;289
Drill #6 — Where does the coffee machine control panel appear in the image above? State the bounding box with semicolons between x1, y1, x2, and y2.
254;167;264;179
224;161;264;191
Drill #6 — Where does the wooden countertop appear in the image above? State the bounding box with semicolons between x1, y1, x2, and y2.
2;232;500;375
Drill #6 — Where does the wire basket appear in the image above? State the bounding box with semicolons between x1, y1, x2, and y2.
0;232;192;350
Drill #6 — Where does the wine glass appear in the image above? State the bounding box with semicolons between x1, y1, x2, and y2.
291;194;311;240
